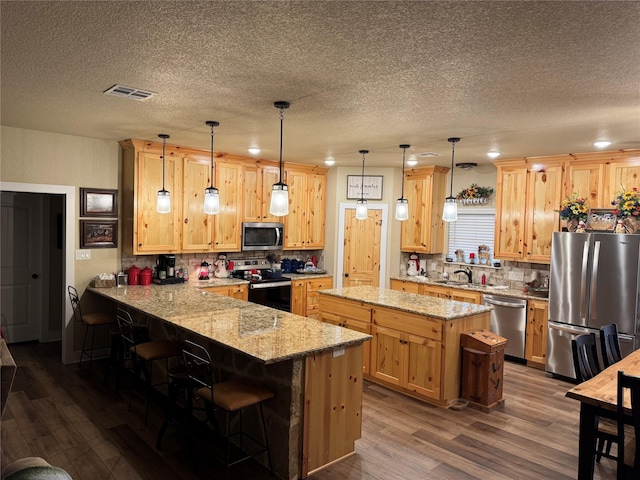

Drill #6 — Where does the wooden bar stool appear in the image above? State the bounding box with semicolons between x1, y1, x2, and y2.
182;339;274;477
67;285;117;375
116;308;182;425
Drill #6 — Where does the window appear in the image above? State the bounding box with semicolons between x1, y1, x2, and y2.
447;208;495;262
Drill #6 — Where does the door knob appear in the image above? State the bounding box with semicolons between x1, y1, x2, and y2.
344;273;349;277
32;274;39;279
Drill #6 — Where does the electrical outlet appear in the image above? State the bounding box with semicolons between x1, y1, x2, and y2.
430;263;436;271
508;271;524;281
75;250;91;260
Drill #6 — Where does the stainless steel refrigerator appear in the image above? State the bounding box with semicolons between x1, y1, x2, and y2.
546;232;640;379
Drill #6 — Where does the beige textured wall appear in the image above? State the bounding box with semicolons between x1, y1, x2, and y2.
1;126;121;290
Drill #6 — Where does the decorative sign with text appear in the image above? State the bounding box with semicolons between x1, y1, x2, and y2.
346;175;383;200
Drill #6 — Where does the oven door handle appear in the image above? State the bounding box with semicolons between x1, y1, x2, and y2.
250;281;291;289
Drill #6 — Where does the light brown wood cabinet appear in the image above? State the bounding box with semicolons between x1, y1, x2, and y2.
211;160;243;252
400;166;449;253
318;295;371;374
390;279;483;304
494;159;564;263
182;153;212;251
291;276;333;319
201;284;248;301
242;162;282;223
284;166;327;250
525;298;548;368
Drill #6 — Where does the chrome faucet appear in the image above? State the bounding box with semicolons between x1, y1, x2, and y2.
454;267;473;283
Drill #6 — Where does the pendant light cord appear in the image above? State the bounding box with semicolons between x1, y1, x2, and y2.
210;123;214;188
161;137;166;191
401;147;406;197
279;107;284;183
360;151;365;200
449;141;454;197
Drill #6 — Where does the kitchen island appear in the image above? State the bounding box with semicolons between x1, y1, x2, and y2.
88;283;370;480
319;286;492;407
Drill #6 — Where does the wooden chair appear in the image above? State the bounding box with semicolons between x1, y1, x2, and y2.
616;371;640;480
601;324;623;368
572;333;618;463
116;308;181;425
182;339;274;477
67;285;117;374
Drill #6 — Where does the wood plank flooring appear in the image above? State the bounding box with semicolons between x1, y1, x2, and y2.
1;342;616;479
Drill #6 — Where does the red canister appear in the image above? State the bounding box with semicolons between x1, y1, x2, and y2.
127;265;141;286
139;267;153;285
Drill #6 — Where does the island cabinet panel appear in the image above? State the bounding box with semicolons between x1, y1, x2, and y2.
302;343;363;477
525;298;549;368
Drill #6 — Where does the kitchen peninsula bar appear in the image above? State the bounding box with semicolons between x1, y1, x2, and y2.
88;283;370;480
319;286;492;407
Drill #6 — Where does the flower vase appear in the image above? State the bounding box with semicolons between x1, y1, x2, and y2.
566;218;578;232
623;216;639;234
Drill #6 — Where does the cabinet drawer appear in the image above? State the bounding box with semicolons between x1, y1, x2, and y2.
372;307;442;341
390;279;421;294
319;296;371;323
307;277;332;292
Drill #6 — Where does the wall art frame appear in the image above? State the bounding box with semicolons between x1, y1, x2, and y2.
80;187;118;217
80;219;118;249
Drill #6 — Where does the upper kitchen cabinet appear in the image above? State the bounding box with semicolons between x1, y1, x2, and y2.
120;139;183;255
494;157;565;263
284;165;327;250
400;166;448;253
182;153;212;251
212;159;243;251
243;162;281;223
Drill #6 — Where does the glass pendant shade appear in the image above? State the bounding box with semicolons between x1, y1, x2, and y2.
156;133;171;214
203;186;220;215
156;189;171;214
355;199;368;220
270;101;290;217
204;120;220;215
270;183;289;216
395;198;409;221
443;197;458;222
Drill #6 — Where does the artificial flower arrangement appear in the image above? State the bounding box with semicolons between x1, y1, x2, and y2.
611;186;640;218
456;184;494;204
557;192;588;220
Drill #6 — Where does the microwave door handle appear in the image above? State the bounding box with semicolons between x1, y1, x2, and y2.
589;240;601;323
275;227;281;246
580;240;590;320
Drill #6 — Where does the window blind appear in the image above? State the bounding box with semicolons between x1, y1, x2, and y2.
447;208;496;261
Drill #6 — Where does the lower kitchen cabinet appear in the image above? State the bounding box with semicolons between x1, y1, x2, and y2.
391;280;483;305
291;276;333;319
201;284;248;301
318;295;371;374
525;298;549;368
389;279;421;294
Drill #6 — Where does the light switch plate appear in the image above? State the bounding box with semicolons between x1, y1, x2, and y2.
508;271;524;281
75;250;91;260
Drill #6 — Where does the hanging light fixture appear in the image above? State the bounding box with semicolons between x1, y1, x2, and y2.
156;134;171;214
442;137;460;222
356;149;369;220
203;120;220;215
395;144;410;221
269;101;290;216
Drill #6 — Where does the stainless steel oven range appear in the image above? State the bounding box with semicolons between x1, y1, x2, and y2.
230;258;292;312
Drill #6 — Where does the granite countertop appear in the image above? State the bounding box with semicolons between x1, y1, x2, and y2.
285;272;333;280
88;283;368;364
192;277;249;288
390;275;548;302
319;286;492;320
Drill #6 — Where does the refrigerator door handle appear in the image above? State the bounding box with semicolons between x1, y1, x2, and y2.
590;240;601;323
580;240;590;320
618;333;635;342
549;323;585;335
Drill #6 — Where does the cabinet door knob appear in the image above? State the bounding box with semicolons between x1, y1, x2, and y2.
184;218;188;224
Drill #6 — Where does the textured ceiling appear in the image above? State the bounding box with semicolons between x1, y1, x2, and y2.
1;1;639;168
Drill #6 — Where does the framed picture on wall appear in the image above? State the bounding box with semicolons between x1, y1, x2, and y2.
346;175;384;200
80;220;118;249
80;188;118;217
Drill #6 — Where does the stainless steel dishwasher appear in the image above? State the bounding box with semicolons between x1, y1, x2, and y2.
482;294;527;360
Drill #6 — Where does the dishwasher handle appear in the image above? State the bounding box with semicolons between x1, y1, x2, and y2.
483;298;527;309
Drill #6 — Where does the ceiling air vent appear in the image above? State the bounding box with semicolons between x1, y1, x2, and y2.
418;152;440;158
103;84;157;101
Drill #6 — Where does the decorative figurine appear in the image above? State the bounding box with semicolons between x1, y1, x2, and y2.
615;219;627;234
575;220;586;233
213;254;229;278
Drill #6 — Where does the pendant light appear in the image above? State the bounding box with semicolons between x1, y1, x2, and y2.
156;134;171;214
395;144;410;221
355;149;369;220
442;137;460;222
203;120;220;215
269;101;290;216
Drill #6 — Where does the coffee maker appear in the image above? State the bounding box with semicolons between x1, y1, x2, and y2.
158;254;176;278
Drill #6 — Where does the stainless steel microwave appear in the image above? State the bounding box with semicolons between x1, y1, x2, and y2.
241;222;284;251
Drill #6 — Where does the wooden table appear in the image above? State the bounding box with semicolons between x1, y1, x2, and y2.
566;348;640;479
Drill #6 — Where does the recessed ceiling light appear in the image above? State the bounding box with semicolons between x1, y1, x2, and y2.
593;141;611;149
487;151;500;159
407;154;418;166
248;147;260;155
324;158;335;166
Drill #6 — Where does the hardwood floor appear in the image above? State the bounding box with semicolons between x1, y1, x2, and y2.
1;342;616;479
